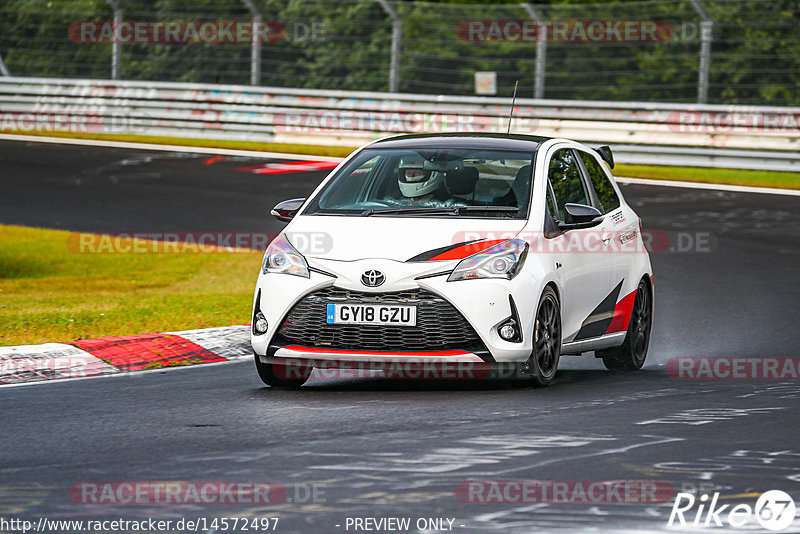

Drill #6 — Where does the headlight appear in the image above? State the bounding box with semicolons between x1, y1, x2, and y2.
447;239;528;282
262;234;309;278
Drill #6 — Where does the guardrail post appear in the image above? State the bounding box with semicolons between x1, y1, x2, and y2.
375;0;401;93
522;3;546;99
688;0;712;104
105;0;122;79
0;53;10;76
241;0;262;86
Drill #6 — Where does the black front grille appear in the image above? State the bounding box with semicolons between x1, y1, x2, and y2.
276;287;481;351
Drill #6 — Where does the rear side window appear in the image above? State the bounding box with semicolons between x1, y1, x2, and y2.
579;151;621;213
547;148;589;221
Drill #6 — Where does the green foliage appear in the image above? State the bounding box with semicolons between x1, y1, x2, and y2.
0;0;797;104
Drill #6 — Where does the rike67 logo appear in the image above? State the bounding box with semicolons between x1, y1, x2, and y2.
669;490;796;531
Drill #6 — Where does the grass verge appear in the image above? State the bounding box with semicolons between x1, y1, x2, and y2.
0;225;260;347
4;129;800;190
615;163;800;190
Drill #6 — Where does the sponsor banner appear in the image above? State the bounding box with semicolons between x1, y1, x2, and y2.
666;357;800;380
456;480;675;503
457;19;674;43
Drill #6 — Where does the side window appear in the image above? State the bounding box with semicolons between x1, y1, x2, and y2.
547;148;589;221
318;155;380;209
579;151;621;213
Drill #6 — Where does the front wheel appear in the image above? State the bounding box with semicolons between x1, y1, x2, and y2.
598;279;652;371
519;286;562;387
254;353;311;387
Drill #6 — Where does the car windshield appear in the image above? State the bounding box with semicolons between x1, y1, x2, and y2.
303;147;535;218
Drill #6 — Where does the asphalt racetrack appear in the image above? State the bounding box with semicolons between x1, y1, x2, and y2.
1;139;799;533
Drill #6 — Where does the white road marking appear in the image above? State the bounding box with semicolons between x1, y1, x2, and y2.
0;133;343;162
617;176;800;197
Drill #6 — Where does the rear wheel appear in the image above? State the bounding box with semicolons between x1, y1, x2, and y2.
254;353;311;387
520;287;561;387
598;279;652;371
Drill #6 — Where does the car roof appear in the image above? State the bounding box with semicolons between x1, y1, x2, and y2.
369;133;551;151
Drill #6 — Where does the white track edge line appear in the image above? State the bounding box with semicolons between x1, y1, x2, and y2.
616;176;800;196
0;133;344;162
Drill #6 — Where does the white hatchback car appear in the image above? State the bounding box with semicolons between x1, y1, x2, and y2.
251;134;653;387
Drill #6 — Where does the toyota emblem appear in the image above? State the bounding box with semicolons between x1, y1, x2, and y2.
361;270;386;287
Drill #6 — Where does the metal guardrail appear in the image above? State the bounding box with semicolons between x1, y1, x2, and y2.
0;77;798;171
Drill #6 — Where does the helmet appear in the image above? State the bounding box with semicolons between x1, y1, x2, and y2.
398;155;444;198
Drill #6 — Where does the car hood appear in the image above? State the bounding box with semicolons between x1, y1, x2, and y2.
285;215;528;262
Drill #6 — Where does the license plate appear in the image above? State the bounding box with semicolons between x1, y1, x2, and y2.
326;303;417;326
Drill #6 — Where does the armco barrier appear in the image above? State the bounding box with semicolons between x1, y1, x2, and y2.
0;77;798;171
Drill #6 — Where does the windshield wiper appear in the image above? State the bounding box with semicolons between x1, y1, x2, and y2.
362;206;519;217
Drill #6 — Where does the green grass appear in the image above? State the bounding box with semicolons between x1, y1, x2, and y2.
615;163;800;190
0;225;261;346
6;129;799;190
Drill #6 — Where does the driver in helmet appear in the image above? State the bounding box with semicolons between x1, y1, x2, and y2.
397;155;449;205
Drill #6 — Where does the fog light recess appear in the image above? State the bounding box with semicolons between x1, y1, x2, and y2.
253;312;269;335
498;319;521;342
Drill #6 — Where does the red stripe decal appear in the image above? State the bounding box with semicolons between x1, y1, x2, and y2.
236;161;339;175
427;239;507;261
281;345;472;358
204;155;225;165
71;334;225;371
605;290;637;334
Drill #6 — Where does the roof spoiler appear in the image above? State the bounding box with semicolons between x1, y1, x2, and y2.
595;145;614;169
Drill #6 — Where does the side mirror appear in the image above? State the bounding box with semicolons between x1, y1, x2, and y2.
558;203;603;231
270;198;306;222
596;145;614;169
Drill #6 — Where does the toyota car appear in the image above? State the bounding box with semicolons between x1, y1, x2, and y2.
251;134;653;387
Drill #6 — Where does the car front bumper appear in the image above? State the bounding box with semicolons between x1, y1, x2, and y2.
251;258;542;364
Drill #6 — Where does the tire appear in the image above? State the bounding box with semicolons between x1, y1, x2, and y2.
519;286;562;387
598;279;652;371
254;353;311;388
